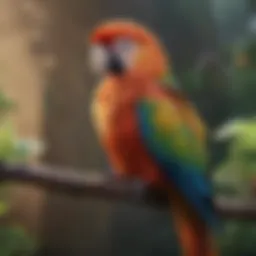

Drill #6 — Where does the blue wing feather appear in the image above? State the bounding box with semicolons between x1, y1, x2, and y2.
136;99;218;228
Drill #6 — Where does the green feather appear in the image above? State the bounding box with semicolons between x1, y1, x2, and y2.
137;99;207;171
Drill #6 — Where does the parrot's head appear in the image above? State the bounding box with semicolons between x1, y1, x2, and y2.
88;19;169;79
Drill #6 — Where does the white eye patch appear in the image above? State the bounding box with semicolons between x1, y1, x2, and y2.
113;38;137;70
88;39;137;75
89;45;108;74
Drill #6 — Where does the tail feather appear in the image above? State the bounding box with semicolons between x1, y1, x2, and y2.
169;190;218;256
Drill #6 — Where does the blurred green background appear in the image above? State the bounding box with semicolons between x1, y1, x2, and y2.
0;0;256;255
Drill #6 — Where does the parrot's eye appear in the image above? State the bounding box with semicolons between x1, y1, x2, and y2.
114;38;134;54
89;45;108;74
113;38;137;69
88;39;137;76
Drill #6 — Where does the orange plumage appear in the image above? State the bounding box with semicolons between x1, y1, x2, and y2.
91;75;165;183
89;19;218;256
90;19;169;79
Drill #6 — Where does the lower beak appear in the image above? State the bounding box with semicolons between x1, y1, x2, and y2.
107;54;124;75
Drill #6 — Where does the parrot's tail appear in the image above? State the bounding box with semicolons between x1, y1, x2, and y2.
168;190;218;256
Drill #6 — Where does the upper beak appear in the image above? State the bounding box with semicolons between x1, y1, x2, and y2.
107;51;124;75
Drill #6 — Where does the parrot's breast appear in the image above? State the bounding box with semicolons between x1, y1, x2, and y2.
91;78;163;184
91;81;115;139
106;105;163;184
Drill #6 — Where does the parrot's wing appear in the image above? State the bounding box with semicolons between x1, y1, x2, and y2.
136;98;217;227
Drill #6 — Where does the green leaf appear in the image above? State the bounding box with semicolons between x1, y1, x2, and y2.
213;118;256;198
0;120;16;161
0;226;36;256
0;201;9;216
0;91;16;124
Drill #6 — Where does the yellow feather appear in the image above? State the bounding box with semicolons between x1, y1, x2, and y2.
153;100;181;130
90;78;117;139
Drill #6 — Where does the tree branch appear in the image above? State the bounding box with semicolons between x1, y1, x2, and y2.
0;162;255;220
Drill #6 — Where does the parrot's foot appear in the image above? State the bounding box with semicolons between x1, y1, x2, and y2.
105;174;145;192
103;174;168;206
104;174;151;200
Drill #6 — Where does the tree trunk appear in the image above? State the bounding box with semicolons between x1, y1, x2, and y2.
39;1;112;255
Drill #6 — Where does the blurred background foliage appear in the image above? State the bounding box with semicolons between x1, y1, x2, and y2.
0;90;39;256
213;118;256;256
181;24;256;255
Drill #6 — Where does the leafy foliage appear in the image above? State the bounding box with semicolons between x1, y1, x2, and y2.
0;92;16;118
214;118;256;255
214;118;256;195
228;36;256;116
0;226;36;256
0;90;41;256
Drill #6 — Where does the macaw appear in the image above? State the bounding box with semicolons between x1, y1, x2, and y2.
89;19;219;256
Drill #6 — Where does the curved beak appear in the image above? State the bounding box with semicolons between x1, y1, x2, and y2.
89;44;125;76
107;52;124;75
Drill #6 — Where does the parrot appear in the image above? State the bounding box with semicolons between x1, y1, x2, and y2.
88;19;219;256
